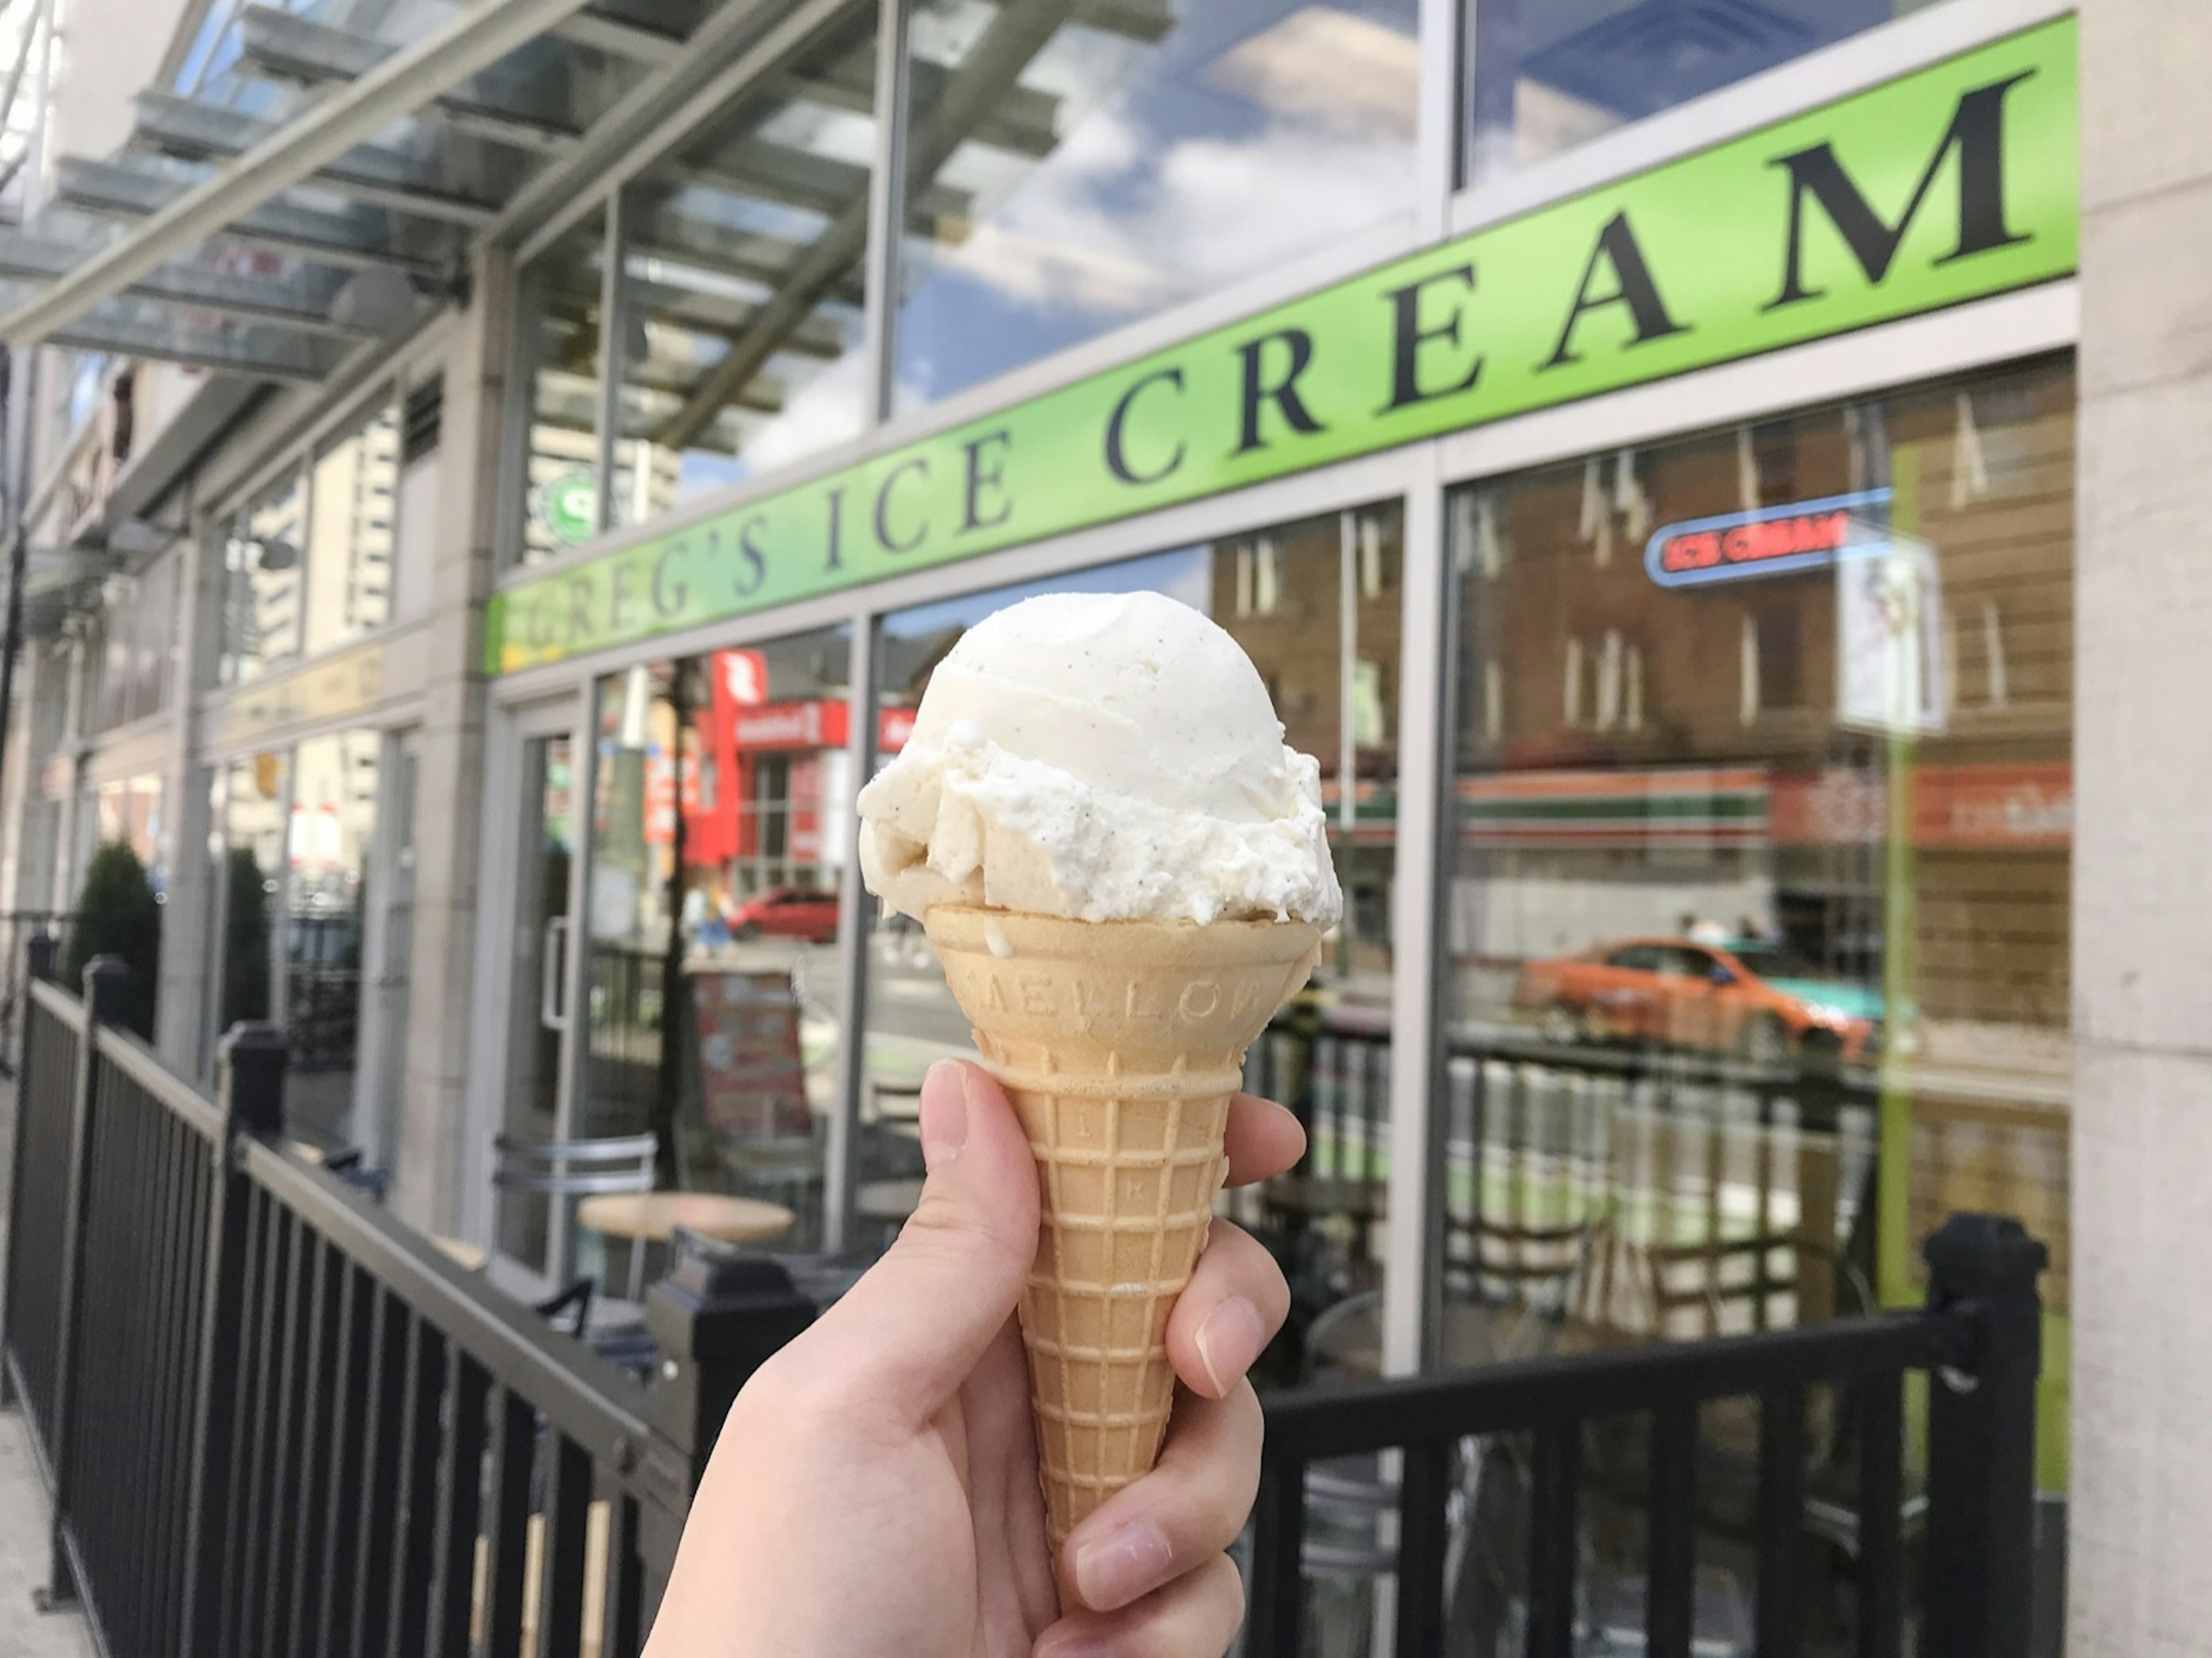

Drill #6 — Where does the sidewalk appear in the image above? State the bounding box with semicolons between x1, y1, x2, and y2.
0;1080;94;1658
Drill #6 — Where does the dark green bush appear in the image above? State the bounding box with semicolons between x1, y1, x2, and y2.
63;841;161;1036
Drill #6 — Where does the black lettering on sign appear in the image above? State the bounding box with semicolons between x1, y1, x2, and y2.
736;515;770;596
961;431;1014;532
823;485;849;572
567;579;594;649
1234;328;1325;454
1381;263;1485;411
874;457;930;555
1104;367;1188;484
1544;211;1690;369
652;539;689;618
608;562;639;633
1766;70;2035;309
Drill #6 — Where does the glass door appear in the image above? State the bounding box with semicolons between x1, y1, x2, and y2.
497;720;582;1281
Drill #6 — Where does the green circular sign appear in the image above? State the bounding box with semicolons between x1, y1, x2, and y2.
536;468;597;545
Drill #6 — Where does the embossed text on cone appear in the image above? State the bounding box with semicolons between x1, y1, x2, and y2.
923;905;1322;1549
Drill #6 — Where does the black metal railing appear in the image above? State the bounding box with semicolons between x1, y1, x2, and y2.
2;957;814;1658
1243;1212;2047;1658
0;912;72;1076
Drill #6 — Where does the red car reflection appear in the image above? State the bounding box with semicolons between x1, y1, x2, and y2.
727;887;840;944
1512;937;1878;1065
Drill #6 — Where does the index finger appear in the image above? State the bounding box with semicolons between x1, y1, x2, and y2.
1224;1093;1304;1188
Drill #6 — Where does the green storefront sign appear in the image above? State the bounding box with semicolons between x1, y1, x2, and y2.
489;18;2077;672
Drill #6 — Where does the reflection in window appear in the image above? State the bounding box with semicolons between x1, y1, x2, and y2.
582;629;855;1251
514;218;616;563
221;472;304;684
304;400;400;653
1463;0;1948;186
609;10;879;513
285;733;380;1150
1440;356;2073;1380
210;752;287;1069
860;505;1403;1390
1440;356;2074;1637
95;775;166;894
896;0;1420;408
93;547;181;731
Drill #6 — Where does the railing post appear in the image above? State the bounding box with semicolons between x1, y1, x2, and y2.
638;1252;813;1615
0;934;62;1407
35;957;131;1611
1922;1212;2048;1658
177;1023;286;1658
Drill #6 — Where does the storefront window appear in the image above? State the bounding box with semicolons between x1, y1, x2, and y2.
859;504;1402;1384
583;626;855;1251
94;774;166;894
514;217;616;565
611;8;878;508
94;547;182;731
1437;358;2073;1621
283;732;380;1149
1463;0;1951;186
894;0;1420;410
210;751;287;1061
303;399;400;653
221;471;305;684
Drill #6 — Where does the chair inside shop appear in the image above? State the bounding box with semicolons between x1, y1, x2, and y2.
491;1130;660;1302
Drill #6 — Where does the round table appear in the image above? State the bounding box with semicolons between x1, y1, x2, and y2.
577;1191;796;1246
432;1236;488;1272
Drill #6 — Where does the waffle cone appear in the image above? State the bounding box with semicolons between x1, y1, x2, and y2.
923;904;1323;1550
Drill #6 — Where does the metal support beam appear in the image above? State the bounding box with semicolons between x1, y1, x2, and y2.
0;230;373;339
240;8;589;154
0;0;605;345
53;155;452;281
132;90;506;229
658;0;1067;451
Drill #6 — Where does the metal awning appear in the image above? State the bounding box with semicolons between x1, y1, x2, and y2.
0;0;1187;461
0;0;744;374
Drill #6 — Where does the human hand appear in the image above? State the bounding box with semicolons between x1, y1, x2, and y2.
644;1058;1304;1658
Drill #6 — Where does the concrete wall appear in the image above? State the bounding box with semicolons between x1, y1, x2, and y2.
388;253;509;1239
2069;3;2212;1651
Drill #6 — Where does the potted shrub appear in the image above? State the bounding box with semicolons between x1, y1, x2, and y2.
62;841;162;1038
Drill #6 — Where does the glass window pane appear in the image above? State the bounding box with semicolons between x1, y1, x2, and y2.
211;751;287;1061
94;774;166;894
858;505;1402;1387
1440;355;2071;1357
896;0;1421;410
515;215;615;565
304;399;400;652
609;10;879;513
1464;0;1953;186
285;732;380;1150
583;626;856;1252
222;472;305;683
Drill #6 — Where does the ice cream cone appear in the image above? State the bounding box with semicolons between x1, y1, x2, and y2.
923;904;1323;1550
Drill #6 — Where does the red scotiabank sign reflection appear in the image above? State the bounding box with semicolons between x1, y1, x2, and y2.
1771;762;2072;848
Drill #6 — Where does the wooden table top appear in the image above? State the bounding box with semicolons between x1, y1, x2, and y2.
432;1235;488;1272
577;1191;796;1245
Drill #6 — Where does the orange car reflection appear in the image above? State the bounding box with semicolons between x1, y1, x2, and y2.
1512;937;1880;1066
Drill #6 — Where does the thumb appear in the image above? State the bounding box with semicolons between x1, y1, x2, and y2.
802;1059;1040;1426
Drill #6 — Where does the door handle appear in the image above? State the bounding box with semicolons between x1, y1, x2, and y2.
540;915;571;1032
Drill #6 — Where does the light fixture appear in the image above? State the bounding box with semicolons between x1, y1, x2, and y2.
254;539;300;573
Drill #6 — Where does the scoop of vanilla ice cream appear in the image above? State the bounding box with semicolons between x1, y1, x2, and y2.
856;591;1342;927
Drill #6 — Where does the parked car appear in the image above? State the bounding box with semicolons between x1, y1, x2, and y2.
726;886;840;944
1512;936;1880;1065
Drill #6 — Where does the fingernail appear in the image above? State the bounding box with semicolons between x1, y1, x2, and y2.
918;1060;969;1172
1072;1519;1173;1610
1194;1296;1267;1395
